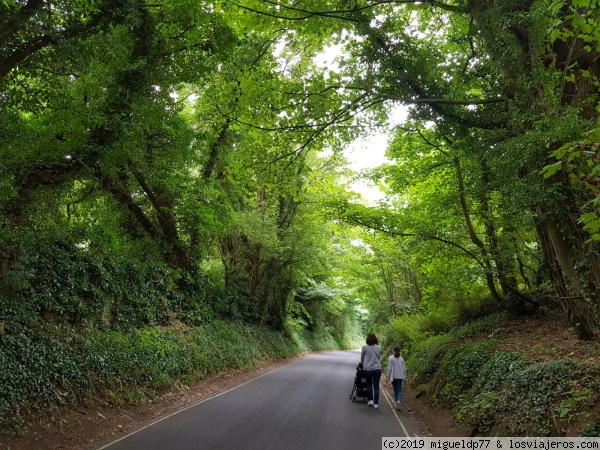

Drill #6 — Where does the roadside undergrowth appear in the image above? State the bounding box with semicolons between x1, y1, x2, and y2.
403;314;600;436
0;320;357;436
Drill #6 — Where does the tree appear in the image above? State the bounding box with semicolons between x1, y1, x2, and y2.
228;0;600;338
1;0;370;332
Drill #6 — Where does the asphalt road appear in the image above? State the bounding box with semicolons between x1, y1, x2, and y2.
95;350;419;450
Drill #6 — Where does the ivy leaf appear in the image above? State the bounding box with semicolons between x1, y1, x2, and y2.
540;161;563;178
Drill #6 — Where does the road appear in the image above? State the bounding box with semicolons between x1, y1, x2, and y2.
95;350;419;450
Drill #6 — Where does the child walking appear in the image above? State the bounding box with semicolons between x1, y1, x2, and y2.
387;345;407;410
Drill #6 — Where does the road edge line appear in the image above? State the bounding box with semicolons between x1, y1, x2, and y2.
382;387;417;437
95;355;316;449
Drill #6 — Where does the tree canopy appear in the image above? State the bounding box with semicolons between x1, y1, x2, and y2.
1;0;599;340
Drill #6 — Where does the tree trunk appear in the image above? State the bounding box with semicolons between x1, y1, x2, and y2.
454;157;504;304
469;0;600;338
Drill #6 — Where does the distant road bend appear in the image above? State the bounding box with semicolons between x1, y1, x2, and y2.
96;350;419;450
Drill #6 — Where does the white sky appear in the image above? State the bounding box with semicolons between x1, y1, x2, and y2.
313;44;410;203
346;106;408;203
347;133;389;203
347;133;389;171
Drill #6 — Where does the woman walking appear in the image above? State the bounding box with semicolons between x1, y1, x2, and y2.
360;332;382;409
387;345;407;410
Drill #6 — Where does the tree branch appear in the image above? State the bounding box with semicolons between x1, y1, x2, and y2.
378;94;506;105
0;0;132;82
347;215;482;262
0;0;45;44
228;0;466;22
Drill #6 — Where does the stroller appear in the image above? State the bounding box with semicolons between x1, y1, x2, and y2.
349;362;369;402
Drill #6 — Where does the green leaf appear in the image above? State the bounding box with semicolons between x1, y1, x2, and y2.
540;162;563;178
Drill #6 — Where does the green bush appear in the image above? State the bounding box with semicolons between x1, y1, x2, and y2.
456;360;600;436
447;313;507;341
382;309;506;360
407;334;454;382
407;316;600;436
500;361;599;435
455;352;525;434
0;233;220;330
0;325;89;431
471;351;525;393
0;319;346;434
429;342;495;407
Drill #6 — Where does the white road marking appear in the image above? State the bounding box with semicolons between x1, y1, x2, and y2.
96;356;316;449
382;387;418;437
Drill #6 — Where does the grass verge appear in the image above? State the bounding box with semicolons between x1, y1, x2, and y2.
0;320;357;435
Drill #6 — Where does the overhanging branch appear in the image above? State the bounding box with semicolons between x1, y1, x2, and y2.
347;215;482;263
378;95;506;105
227;0;466;22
